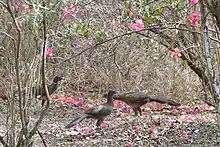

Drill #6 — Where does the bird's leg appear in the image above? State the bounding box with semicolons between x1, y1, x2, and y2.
133;108;138;116
137;107;142;116
96;118;104;127
95;118;104;130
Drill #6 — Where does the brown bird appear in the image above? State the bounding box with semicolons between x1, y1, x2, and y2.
65;90;116;128
104;91;180;116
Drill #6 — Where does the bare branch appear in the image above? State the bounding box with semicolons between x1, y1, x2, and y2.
28;0;50;140
0;1;7;8
37;130;48;147
0;136;8;147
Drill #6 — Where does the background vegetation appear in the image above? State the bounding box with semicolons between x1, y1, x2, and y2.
0;0;220;146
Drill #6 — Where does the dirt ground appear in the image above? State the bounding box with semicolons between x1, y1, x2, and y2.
1;97;220;147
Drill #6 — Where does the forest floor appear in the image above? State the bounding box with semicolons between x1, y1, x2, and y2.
1;95;220;147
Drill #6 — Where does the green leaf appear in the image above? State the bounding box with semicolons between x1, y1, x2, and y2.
124;0;131;8
77;25;89;39
77;25;85;34
97;28;105;36
96;37;104;43
182;60;188;69
143;0;149;4
48;28;53;33
83;31;89;39
122;11;129;18
144;12;151;27
89;96;97;100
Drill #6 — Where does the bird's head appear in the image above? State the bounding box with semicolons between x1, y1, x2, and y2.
53;76;64;83
103;90;117;98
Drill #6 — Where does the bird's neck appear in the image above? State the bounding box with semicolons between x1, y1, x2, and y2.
107;96;114;106
50;82;58;90
52;82;57;85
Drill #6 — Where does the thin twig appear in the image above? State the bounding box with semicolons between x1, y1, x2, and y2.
56;25;220;67
37;130;48;147
0;136;8;147
28;0;50;139
4;0;27;146
0;1;7;8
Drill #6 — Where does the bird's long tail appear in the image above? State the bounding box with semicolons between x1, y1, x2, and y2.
149;98;181;106
65;114;88;128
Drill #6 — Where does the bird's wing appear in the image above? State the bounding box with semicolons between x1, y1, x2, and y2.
115;92;149;101
85;104;112;117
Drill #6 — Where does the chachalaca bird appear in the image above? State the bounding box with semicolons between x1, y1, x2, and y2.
33;76;64;105
65;90;116;128
104;91;181;116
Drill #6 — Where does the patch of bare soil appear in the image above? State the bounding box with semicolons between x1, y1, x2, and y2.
38;103;220;147
1;98;220;147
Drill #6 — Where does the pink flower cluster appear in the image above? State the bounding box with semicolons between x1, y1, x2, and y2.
187;0;200;27
186;11;200;27
190;0;199;6
171;48;181;62
10;3;31;29
46;48;54;57
125;8;133;14
131;19;145;31
61;2;78;20
11;3;31;15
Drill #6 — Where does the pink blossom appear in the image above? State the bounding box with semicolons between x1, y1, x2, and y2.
196;104;214;111
171;107;180;113
131;19;145;31
110;122;116;127
122;106;129;112
57;97;76;104
111;19;121;28
46;47;53;57
101;122;108;127
153;121;160;126
180;131;188;138
186;11;200;27
11;5;19;13
167;116;178;123
190;0;198;6
15;17;23;28
65;98;77;104
20;4;31;15
114;100;121;108
76;101;83;108
61;2;77;20
135;125;142;133
171;48;181;62
125;8;133;14
74;126;93;135
127;142;134;147
192;11;200;17
148;129;156;134
181;114;196;123
11;4;31;15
